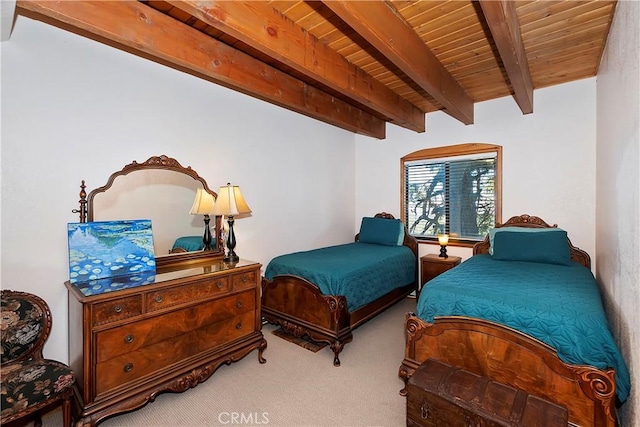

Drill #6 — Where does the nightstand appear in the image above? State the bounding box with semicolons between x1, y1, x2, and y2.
420;254;462;292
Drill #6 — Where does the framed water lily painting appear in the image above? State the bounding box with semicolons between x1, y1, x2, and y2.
67;219;156;284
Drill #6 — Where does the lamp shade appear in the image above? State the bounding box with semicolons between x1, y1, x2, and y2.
438;234;449;246
211;183;251;216
189;188;216;215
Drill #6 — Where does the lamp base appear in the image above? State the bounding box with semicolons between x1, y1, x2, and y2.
439;245;448;258
202;215;212;251
224;254;239;264
224;216;239;264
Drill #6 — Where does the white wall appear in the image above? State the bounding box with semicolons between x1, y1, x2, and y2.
0;0;16;42
356;79;597;262
596;0;640;424
1;16;356;362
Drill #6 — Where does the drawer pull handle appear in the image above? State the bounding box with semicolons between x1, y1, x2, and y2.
124;334;134;344
114;305;123;313
420;402;430;420
216;282;223;289
123;363;133;373
155;295;163;303
236;323;242;330
241;276;248;283
236;301;243;309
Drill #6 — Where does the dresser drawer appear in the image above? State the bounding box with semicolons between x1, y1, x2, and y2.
96;290;256;363
146;276;229;311
231;270;257;291
95;310;256;396
92;295;143;326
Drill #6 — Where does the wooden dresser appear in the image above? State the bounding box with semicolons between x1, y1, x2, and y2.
65;259;267;426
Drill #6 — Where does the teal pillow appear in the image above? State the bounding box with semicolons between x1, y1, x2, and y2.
491;229;572;266
396;226;405;246
358;217;404;246
489;227;565;255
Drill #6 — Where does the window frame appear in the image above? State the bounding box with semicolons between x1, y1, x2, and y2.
400;143;502;247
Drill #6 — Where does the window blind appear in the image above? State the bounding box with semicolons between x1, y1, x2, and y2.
404;153;496;241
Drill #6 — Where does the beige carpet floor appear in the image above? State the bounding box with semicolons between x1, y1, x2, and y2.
41;297;416;427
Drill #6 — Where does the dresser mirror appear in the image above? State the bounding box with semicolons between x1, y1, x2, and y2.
73;155;223;269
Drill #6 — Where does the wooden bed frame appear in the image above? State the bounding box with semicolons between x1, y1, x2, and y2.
398;214;619;427
261;212;418;366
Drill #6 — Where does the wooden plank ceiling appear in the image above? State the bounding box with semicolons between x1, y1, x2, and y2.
16;0;617;139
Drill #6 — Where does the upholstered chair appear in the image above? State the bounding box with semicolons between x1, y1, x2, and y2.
1;290;76;427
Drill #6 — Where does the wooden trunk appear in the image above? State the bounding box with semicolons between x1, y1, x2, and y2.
406;359;568;427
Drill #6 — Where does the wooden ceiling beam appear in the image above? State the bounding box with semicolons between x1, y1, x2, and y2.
322;0;474;125
166;0;425;133
15;0;386;138
479;0;534;114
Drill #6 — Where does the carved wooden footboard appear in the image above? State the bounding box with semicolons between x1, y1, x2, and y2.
399;314;617;427
261;275;353;366
261;275;415;366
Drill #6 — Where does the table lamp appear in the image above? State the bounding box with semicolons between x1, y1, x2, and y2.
438;233;449;258
211;183;251;263
190;188;216;251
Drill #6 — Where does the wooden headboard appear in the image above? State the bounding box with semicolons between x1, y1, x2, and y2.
473;214;591;269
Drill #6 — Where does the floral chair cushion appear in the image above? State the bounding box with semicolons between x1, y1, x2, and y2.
1;290;77;426
1;295;44;364
1;359;76;419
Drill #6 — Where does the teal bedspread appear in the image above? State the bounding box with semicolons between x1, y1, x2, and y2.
417;254;631;402
264;242;416;312
172;236;204;252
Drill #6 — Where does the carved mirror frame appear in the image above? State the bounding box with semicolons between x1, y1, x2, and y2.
74;155;224;270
